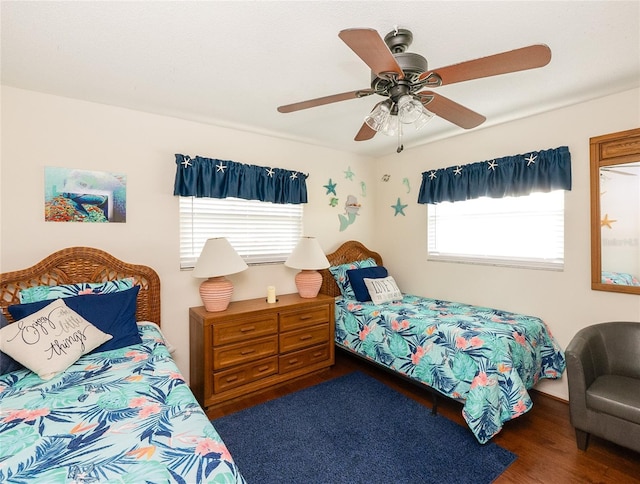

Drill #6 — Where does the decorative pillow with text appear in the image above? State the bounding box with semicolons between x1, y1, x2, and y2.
0;298;112;380
363;276;403;304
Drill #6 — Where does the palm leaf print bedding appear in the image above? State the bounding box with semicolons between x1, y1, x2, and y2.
335;295;565;443
0;323;245;484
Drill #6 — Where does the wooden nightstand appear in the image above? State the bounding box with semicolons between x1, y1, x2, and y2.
189;293;335;410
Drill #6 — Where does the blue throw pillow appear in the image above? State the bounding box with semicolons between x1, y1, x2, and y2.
346;266;389;302
8;285;141;353
328;258;377;299
0;312;25;375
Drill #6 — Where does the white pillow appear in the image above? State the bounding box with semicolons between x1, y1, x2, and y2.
363;276;403;304
0;298;112;380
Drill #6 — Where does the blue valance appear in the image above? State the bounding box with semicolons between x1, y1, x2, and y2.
173;154;308;204
417;146;571;205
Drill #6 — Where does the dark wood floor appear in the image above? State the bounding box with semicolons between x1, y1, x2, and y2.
208;350;640;484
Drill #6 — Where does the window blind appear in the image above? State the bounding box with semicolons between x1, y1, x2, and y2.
427;190;565;269
179;197;303;269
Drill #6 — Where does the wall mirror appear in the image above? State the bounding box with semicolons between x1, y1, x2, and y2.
590;127;640;294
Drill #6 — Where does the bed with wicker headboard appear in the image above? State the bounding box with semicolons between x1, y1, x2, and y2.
320;240;566;444
0;246;160;323
0;247;245;483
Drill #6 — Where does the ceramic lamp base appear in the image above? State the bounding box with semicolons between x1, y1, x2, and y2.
200;276;233;312
295;269;322;298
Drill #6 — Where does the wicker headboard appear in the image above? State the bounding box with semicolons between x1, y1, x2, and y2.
0;247;161;325
319;240;383;297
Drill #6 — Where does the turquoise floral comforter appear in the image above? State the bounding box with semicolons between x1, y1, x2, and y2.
335;295;566;443
0;323;245;484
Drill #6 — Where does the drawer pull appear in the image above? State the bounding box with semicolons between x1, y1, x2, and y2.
240;326;256;333
299;335;313;341
299;315;313;320
313;351;323;357
225;375;239;383
257;365;271;373
288;358;299;365
241;349;256;355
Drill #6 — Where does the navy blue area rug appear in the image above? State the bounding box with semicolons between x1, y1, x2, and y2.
213;371;516;483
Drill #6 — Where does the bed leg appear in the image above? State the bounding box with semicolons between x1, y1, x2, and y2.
431;393;438;415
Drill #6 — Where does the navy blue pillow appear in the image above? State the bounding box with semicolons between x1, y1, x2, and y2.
0;312;25;375
8;285;141;353
346;266;389;302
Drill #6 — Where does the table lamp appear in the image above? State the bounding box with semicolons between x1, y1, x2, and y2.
285;236;330;298
193;238;248;311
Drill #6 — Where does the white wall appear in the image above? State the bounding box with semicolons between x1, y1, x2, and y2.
372;88;640;400
0;86;377;377
2;86;639;402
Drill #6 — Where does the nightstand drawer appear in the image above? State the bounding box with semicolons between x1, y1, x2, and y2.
214;356;278;393
280;305;330;332
279;323;329;353
279;343;330;373
213;335;278;370
213;315;278;345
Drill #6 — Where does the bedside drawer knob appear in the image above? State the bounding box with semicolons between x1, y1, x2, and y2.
299;335;313;341
258;365;271;373
225;375;239;383
288;358;299;365
241;348;256;355
240;326;256;333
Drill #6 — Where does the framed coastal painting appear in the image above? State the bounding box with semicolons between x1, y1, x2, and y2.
44;167;127;223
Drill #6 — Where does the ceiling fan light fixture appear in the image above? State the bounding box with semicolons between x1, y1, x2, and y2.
364;101;391;131
397;94;424;124
380;113;399;136
414;107;435;130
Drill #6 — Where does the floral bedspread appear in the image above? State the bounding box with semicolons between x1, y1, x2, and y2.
0;323;245;484
335;295;566;443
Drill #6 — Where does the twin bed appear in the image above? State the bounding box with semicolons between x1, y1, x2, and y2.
0;241;565;482
0;248;245;483
320;241;566;444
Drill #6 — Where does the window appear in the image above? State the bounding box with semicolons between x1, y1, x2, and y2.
179;197;303;269
427;190;564;269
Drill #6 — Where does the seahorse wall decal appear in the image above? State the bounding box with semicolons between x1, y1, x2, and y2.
338;195;360;231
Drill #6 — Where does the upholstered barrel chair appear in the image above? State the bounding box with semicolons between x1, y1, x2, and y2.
565;321;640;453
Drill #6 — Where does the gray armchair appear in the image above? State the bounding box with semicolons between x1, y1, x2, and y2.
565;321;640;453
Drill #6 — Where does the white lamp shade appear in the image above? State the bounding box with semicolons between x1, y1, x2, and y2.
285;237;330;270
192;238;248;278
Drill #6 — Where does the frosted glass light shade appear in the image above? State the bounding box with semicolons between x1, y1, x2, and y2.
414;107;435;130
192;238;248;278
284;237;330;270
397;95;424;124
364;101;391;131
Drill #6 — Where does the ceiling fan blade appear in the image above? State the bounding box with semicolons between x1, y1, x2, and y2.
277;89;374;113
339;28;404;80
418;91;486;129
419;44;551;86
354;122;377;141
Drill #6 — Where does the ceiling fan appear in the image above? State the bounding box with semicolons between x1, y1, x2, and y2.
277;28;552;152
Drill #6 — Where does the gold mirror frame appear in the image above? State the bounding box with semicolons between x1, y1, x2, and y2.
590;127;640;295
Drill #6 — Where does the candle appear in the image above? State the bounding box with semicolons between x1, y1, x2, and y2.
267;286;276;304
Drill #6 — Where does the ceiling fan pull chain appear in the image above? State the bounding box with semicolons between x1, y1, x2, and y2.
397;122;404;153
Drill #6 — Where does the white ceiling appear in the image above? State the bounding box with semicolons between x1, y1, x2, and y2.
2;1;639;157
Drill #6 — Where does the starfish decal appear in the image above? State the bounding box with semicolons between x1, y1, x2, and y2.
428;171;437;180
487;160;498;171
290;172;298;180
453;166;462;175
392;198;408;216
525;154;537;166
181;157;192;168
601;213;617;229
323;179;337;196
216;162;227;173
266;168;275;177
344;166;355;181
